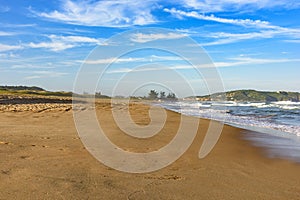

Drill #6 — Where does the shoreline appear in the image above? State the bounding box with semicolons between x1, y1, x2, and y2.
157;100;300;164
1;99;300;199
158;100;300;137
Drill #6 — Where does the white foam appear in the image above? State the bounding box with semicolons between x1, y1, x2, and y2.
272;101;300;105
159;101;300;137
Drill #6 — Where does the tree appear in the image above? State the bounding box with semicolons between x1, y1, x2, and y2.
95;91;102;96
167;92;177;100
148;90;159;100
159;91;166;99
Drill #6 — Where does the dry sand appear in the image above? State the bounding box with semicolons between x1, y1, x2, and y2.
0;99;300;199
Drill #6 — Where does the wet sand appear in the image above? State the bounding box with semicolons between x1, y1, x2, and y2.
0;99;300;199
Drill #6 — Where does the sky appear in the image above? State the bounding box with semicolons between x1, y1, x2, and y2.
0;0;299;97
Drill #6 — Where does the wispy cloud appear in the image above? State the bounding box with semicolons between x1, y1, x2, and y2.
0;44;23;52
0;31;15;36
201;30;277;46
82;55;182;65
35;0;159;27
202;29;300;46
165;8;277;29
84;57;144;65
24;70;68;80
28;41;75;51
33;70;67;75
149;55;182;61
0;5;10;13
179;0;300;12
0;23;36;28
0;53;18;59
285;39;300;43
49;35;102;44
106;56;300;73
27;34;103;51
107;65;195;74
214;57;300;67
130;32;187;43
164;8;300;45
11;63;55;69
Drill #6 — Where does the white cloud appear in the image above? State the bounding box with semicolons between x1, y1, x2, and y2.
24;76;43;80
27;34;103;51
165;8;300;35
202;29;300;46
84;57;145;65
1;23;36;28
106;56;300;73
214;57;300;67
0;44;23;52
149;55;182;61
11;63;55;69
106;64;212;74
285;39;300;43
164;8;275;29
28;41;75;51
33;70;67;75
24;70;68;80
48;35;102;44
36;0;158;27
164;8;300;45
0;52;18;58
208;31;274;39
83;55;182;65
201;30;277;46
131;32;187;43
0;31;14;36
0;6;10;13
179;0;300;12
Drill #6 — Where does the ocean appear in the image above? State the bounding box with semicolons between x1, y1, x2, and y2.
157;100;300;162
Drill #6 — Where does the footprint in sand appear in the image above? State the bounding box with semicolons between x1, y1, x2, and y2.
20;155;31;159
31;144;49;148
1;170;11;175
144;174;184;181
0;141;11;145
41;137;51;140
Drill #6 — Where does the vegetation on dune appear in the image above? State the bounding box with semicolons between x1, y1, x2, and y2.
0;85;45;91
0;86;110;99
194;90;300;102
0;87;73;97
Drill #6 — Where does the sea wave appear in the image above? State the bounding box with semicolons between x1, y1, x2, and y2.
158;101;300;137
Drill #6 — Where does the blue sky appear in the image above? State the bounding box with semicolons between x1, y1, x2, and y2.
0;0;299;96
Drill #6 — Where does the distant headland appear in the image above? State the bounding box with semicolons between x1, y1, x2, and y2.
190;89;300;102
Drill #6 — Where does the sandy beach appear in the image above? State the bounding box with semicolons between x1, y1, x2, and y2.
1;98;300;199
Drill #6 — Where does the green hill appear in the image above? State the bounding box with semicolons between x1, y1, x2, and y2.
0;85;73;97
0;85;45;91
194;90;300;102
0;85;110;99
